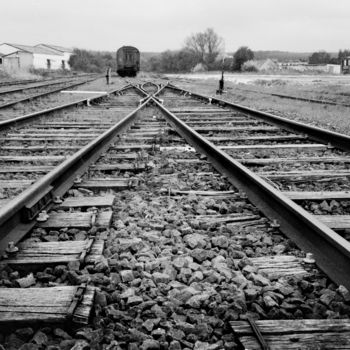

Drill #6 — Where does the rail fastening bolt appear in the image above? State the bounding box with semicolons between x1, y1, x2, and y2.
37;210;49;222
270;219;280;229
5;242;19;255
303;252;316;264
53;196;63;204
74;176;82;184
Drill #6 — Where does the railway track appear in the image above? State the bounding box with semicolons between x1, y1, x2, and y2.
1;81;350;349
0;78;41;88
0;74;94;88
232;85;350;108
0;75;98;119
0;74;95;95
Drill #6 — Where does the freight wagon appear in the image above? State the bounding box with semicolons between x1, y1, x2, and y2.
116;46;140;77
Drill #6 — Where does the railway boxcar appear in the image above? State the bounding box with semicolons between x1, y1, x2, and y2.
116;46;140;77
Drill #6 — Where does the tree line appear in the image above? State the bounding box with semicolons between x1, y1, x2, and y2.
68;29;254;73
308;50;350;64
68;49;117;72
142;29;256;73
67;29;350;73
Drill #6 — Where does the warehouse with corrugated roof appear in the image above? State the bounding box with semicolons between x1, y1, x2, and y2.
0;43;73;72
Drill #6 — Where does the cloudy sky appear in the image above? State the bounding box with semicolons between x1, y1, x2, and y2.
2;0;350;52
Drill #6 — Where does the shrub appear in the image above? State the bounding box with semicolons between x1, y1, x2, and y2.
68;49;117;73
233;46;254;71
241;61;258;72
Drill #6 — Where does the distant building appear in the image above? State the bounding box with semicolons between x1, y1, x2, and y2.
341;56;350;74
35;44;73;70
0;50;32;73
0;43;73;72
326;64;341;74
279;61;341;74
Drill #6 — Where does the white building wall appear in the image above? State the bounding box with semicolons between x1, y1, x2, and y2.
17;52;34;70
32;53;65;69
64;52;72;70
326;64;341;74
0;44;72;71
35;45;72;70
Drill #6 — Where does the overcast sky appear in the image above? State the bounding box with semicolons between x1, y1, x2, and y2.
2;0;350;53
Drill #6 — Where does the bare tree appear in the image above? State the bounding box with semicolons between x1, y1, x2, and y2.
185;28;223;67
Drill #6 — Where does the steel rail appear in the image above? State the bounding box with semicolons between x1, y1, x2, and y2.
0;78;77;95
131;83;163;106
165;83;350;152
233;86;350;108
0;74;97;96
0;78;96;109
0;90;152;254
0;73;97;89
151;96;350;291
0;84;133;130
0;78;39;88
139;82;162;95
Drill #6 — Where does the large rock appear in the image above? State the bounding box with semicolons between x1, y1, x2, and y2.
118;238;143;252
143;232;161;243
184;233;206;249
338;285;350;302
251;273;270;286
211;255;225;267
153;272;171;284
263;295;278;308
94;256;109;272
171;286;200;303
231;271;249;288
120;270;134;283
172;256;188;270
186;293;210;308
211;235;229;248
31;331;48;347
169;340;181;350
320;290;336;306
140;339;160;350
127;295;143;306
193;341;223;350
120;288;136;299
211;255;232;280
244;288;259;302
53;328;71;340
15;328;34;341
16;273;36;288
175;321;195;335
191;249;209;263
70;340;90;350
179;225;192;235
142;319;157;332
189;271;204;283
